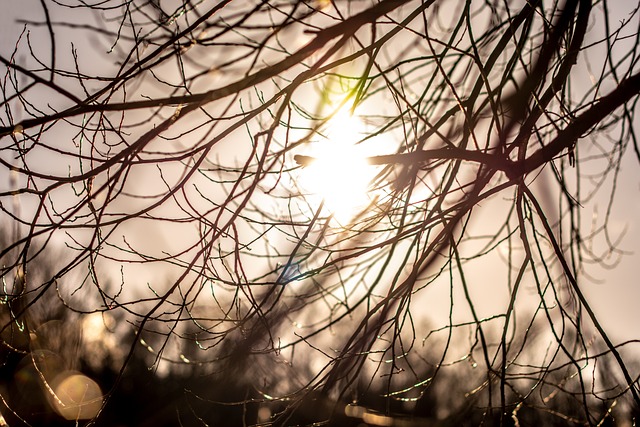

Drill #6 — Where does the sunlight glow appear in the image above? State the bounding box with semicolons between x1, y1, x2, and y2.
298;109;385;223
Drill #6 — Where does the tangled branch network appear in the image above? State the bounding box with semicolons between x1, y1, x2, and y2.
1;0;640;425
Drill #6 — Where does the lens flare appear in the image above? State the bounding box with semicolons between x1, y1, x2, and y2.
50;372;103;420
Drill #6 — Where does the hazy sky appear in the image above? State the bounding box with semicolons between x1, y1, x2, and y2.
1;0;639;350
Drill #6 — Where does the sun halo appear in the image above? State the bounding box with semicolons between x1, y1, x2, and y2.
297;110;385;224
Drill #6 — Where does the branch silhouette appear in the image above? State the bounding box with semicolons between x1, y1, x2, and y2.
2;0;640;425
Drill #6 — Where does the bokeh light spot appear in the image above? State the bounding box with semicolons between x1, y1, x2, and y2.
50;372;103;421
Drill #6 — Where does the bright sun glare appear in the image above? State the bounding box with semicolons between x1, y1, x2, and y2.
298;109;384;223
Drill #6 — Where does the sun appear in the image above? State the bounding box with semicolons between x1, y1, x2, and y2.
297;109;384;223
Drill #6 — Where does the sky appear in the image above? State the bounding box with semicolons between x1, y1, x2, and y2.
1;0;639;378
